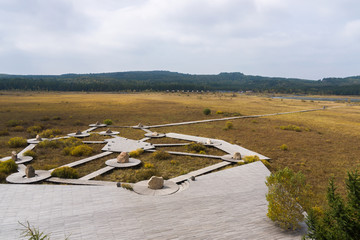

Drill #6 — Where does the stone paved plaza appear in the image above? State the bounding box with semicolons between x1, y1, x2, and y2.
0;162;306;239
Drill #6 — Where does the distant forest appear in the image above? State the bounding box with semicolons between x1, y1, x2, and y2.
1;71;360;95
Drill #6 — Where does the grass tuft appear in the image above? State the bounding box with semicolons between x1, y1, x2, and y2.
152;150;171;160
51;166;79;179
8;137;27;148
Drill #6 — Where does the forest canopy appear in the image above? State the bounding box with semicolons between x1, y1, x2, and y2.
1;71;360;95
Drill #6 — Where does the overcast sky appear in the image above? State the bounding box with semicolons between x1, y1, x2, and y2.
0;0;359;79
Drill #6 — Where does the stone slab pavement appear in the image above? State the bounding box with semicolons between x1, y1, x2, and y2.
0;162;306;239
170;161;232;183
79;166;115;180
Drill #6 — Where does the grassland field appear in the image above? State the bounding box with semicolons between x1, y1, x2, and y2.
1;91;360;208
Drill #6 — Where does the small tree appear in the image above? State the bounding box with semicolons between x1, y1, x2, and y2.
224;121;233;130
266;167;311;230
203;108;211;115
103;119;113;125
304;170;360;239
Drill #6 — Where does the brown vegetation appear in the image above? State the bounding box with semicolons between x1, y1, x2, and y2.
0;91;359;207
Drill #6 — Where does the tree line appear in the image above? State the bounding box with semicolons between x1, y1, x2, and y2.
0;71;360;95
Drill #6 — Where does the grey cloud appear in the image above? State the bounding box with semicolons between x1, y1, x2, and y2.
0;0;359;79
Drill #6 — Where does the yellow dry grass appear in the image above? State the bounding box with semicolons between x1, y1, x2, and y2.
0;91;359;207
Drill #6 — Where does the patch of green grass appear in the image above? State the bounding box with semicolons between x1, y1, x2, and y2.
129;148;144;158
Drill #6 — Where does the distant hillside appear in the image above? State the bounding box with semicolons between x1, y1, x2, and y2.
0;71;360;95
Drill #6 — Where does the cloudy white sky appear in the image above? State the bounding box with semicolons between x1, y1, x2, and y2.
0;0;359;79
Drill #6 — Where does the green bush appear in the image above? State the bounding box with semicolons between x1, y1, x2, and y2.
224;121;233;130
121;183;133;191
129;148;144;158
38;140;62;149
51;166;79;179
69;145;93;157
27;125;43;134
103;119;113;125
0;130;9;136
60;137;82;147
203;108;211;115
144;162;154;168
152;150;171;160
11;126;24;132
52;116;61;120
266;167;311;230
8;137;27;148
0;159;18;174
279;125;302;132
279;144;288;151
23;150;37;159
39;129;62;138
187;142;206;153
6;120;24;127
216;110;223;114
244;155;260;163
62;146;72;155
0;172;7;183
261;159;271;169
134;168;159;181
170;160;178;165
40;116;50;121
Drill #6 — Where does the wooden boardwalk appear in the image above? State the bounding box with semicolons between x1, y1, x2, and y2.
146;108;323;128
170;161;231;183
52;151;113;170
146;149;223;159
165;132;270;160
18;144;37;156
0;162;306;239
46;177;116;186
80;166;115;180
